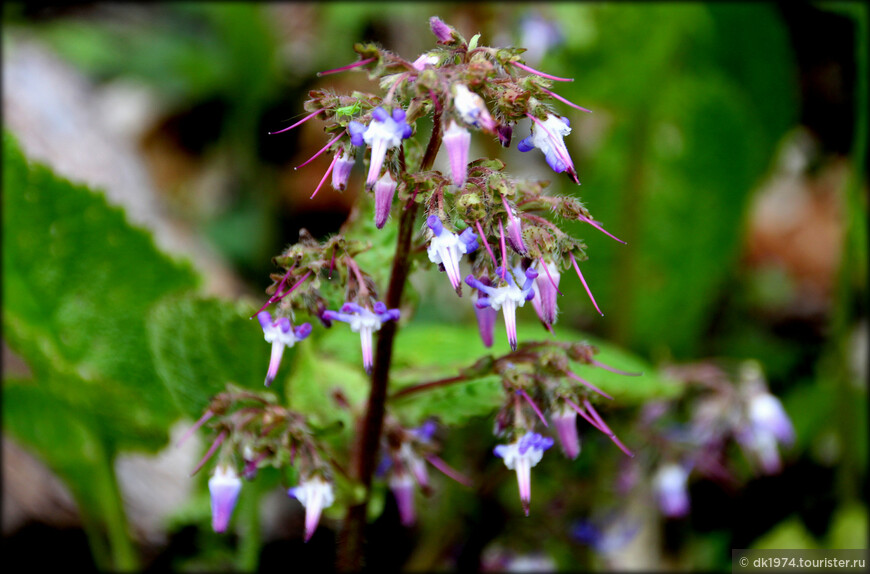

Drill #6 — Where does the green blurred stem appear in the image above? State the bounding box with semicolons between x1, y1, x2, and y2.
610;109;650;348
100;451;140;571
234;475;262;571
829;3;868;502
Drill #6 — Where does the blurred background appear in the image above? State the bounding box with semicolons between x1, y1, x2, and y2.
2;2;867;571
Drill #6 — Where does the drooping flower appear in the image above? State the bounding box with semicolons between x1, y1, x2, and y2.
322;301;400;373
493;431;554;515
443;120;471;187
517;114;578;182
426;215;479;294
497;123;513;147
473;276;498;348
502;197;527;254
429;16;454;43
373;171;397;229
332;148;355;191
288;476;335;542
551;405;580;459
258;311;312;386
412;52;440;71
390;471;417;527
452;84;497;133
209;465;242;533
466;267;538;351
530;259;561;326
737;392;795;474
348;106;413;188
653;463;690;518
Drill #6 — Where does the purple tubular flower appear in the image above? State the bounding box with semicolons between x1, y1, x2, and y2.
519;114;578;183
399;442;430;488
429;16;453;43
552;405;580;459
443;120;471;187
653;464;690;518
322;301;400;373
209;465;242;533
258;311;312;387
493;432;554;515
352;107;412;188
473;276;498;347
412;52;439;71
411;419;438;442
466;267;538;351
374;171;397;229
427;216;478;294
390;472;417;527
332;148;355;191
453;84;497;133
288;477;335;542
738;392;795;474
530;259;561;326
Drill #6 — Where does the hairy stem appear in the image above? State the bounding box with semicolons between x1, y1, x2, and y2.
337;106;443;571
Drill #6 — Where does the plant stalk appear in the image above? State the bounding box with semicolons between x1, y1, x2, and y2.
337;107;443;571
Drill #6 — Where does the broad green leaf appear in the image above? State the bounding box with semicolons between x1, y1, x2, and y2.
286;340;370;430
751;515;819;550
2;131;198;451
317;321;678;426
3;383;138;570
147;295;276;419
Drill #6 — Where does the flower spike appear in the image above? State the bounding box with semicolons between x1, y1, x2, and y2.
426;215;478;294
288;477;335;542
322;302;400;373
258;311;312;386
494;432;554;515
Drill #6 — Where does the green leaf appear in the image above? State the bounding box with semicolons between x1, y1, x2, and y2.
545;4;797;359
147;295;276;419
826;504;868;549
2;131;198;451
318;321;678;426
751;515;819;550
3;383;139;570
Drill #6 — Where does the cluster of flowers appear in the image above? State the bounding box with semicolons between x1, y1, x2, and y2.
188;17;637;540
613;360;795;520
177;387;337;541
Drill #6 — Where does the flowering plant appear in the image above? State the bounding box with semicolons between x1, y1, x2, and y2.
184;16;641;568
